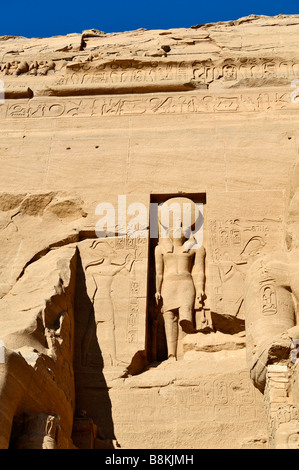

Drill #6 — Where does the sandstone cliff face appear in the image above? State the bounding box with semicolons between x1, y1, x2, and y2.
0;15;299;449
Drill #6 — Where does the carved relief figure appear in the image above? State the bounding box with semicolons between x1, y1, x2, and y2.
211;226;268;318
85;251;134;367
154;197;206;360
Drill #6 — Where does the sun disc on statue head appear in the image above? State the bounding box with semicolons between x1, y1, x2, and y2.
158;197;203;240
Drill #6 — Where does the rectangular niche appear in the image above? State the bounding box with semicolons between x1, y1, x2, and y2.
147;193;206;362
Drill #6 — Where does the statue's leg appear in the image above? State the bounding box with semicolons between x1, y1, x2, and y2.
163;310;178;359
96;318;117;367
179;307;195;334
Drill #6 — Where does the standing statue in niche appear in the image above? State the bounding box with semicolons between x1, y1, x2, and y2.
154;197;206;360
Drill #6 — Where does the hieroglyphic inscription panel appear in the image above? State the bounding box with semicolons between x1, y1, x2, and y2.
63;60;192;86
61;58;299;86
207;218;283;318
1;87;296;121
110;370;267;448
2;57;299;86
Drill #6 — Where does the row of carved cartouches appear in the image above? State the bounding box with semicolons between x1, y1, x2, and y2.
1;58;299;83
57;61;299;87
193;61;299;84
69;61;299;85
2;91;293;120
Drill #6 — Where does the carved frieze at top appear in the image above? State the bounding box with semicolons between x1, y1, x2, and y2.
1;56;299;100
1;15;299;98
1;56;299;86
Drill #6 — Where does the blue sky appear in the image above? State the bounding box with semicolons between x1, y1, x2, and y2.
0;0;298;38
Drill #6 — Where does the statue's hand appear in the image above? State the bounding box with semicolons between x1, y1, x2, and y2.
194;290;205;310
155;292;161;304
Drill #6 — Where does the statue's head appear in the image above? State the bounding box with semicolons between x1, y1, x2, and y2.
158;196;202;244
168;225;186;243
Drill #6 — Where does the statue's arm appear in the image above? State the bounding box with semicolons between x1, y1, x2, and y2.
155;245;163;304
85;272;97;301
192;246;206;300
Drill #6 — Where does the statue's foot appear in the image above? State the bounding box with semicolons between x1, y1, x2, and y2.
167;355;177;362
